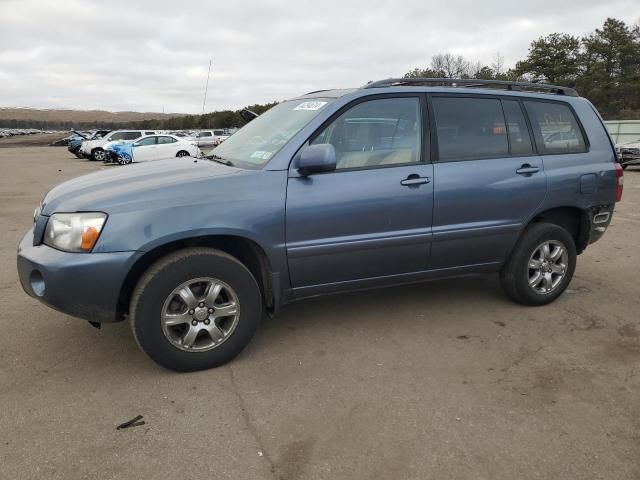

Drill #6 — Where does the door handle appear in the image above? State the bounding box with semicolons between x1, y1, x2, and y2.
401;175;430;187
516;164;540;175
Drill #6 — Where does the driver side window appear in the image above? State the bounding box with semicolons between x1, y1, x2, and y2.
311;97;422;170
136;136;157;146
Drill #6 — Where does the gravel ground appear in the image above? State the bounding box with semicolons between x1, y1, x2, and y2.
1;147;639;480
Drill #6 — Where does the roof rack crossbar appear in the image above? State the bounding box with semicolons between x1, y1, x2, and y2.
363;78;579;97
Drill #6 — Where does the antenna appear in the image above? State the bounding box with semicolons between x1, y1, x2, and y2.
201;59;212;115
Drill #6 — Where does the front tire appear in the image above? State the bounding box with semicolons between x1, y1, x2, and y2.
91;148;106;162
500;222;576;306
130;248;262;372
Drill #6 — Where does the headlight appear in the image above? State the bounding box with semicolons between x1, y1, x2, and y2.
44;212;107;253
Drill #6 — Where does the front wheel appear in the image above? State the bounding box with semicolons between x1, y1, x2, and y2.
91;148;106;162
500;222;576;306
130;248;262;371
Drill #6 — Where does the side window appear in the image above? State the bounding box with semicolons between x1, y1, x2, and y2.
123;132;141;140
136;136;157;146
157;136;177;144
311;97;422;170
523;101;587;154
110;132;127;141
199;132;212;137
145;131;155;135
432;97;508;161
502;100;533;155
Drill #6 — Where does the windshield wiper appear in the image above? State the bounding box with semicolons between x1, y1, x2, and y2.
206;153;234;167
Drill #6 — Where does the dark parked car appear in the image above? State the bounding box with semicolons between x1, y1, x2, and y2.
18;78;623;371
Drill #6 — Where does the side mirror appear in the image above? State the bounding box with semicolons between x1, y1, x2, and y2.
297;144;336;176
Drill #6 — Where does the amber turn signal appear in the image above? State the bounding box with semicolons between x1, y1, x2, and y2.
80;226;100;251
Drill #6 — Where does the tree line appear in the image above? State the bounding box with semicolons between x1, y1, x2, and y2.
404;18;640;119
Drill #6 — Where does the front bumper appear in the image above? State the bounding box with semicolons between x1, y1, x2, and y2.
17;228;141;323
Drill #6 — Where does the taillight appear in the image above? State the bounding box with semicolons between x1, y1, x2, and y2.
615;162;624;202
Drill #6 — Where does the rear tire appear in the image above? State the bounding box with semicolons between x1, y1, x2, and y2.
500;222;576;306
130;248;262;372
176;150;190;157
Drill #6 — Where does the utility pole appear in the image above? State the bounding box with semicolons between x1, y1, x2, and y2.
201;59;212;116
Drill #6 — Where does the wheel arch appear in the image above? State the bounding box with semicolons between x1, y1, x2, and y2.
117;235;275;320
527;206;590;254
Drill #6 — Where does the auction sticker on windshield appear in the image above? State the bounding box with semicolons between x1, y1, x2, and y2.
294;101;328;111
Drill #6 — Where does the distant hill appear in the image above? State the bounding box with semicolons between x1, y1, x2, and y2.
0;107;185;126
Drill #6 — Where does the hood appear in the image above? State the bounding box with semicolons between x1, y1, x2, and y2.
41;158;245;215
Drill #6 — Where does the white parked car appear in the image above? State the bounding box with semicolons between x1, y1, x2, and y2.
80;130;159;161
105;134;200;164
193;129;231;149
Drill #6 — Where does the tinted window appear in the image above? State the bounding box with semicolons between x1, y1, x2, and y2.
502;100;533;155
524;101;586;154
145;131;155;135
122;132;141;140
311;97;422;169
199;132;212;137
136;136;156;146
157;136;177;144
110;132;128;141
432;97;508;161
213;130;225;135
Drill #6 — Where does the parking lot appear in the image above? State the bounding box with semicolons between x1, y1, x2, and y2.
0;145;639;480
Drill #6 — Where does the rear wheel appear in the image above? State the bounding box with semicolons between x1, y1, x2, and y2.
176;150;190;157
500;222;576;306
91;148;106;162
130;248;262;371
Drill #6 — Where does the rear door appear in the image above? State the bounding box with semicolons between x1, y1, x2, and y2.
285;96;434;294
429;95;546;269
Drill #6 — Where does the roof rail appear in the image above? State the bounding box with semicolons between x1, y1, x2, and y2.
363;78;579;97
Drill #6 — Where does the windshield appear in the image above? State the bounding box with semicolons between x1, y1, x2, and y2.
209;98;333;168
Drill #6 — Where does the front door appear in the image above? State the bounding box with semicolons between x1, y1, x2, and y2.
133;136;158;162
285;96;434;293
428;96;547;269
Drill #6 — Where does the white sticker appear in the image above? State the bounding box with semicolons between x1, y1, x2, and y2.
250;150;273;160
294;101;328;111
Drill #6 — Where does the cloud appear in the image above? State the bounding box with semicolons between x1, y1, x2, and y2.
0;0;638;113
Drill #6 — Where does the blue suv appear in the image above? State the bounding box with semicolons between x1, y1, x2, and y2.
17;79;624;371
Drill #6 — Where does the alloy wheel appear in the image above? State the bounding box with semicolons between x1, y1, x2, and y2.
161;277;240;352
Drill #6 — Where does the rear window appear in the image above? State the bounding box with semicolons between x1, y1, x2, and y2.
524;101;587;154
432;97;508;161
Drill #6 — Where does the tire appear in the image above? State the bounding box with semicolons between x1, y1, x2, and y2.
130;248;262;372
500;222;576;306
176;150;190;157
91;148;106;162
117;156;132;165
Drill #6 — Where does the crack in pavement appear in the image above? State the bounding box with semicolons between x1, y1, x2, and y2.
228;365;279;480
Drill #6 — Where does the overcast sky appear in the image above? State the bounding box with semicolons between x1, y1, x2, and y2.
0;0;638;114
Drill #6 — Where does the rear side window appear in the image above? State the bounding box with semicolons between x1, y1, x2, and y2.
432;97;508;161
502;100;533;155
523;101;587;154
157;136;177;144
